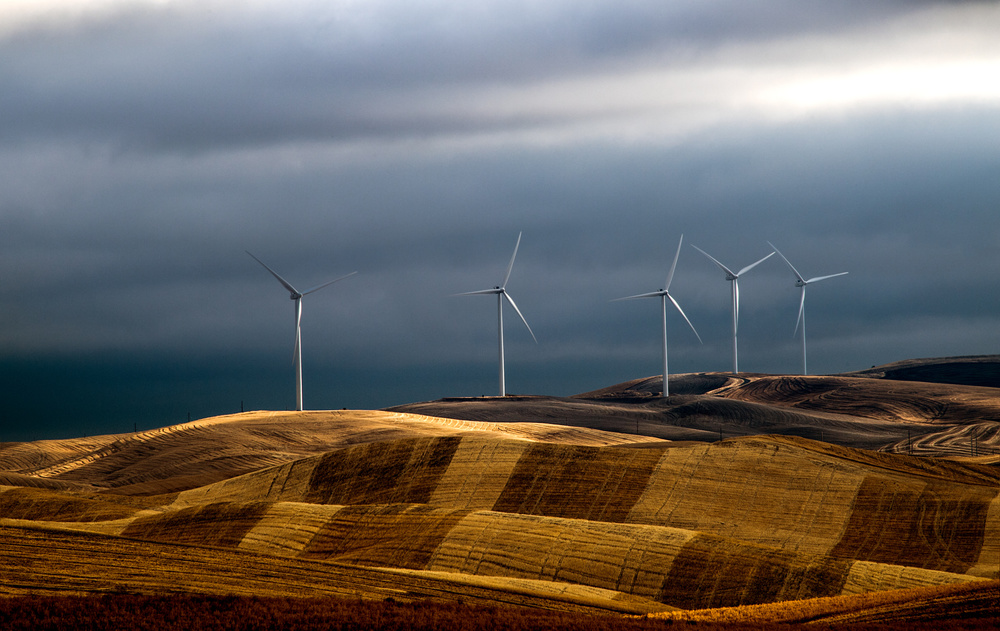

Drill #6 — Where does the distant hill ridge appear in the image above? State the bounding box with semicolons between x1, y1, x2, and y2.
843;355;1000;388
390;356;1000;458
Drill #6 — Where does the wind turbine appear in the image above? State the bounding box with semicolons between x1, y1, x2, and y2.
247;251;356;411
457;232;536;397
614;234;702;397
691;244;774;374
768;242;847;376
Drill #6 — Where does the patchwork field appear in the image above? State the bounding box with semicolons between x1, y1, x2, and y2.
1;357;998;625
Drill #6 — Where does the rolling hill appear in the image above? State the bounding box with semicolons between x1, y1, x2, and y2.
1;356;998;623
390;356;1000;459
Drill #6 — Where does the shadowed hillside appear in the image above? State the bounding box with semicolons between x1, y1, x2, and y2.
390;357;1000;458
715;375;1000;426
390;392;933;451
844;355;1000;388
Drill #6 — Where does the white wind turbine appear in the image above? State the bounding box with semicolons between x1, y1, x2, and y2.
247;251;356;411
456;232;536;397
614;234;702;397
691;244;774;375
768;242;848;376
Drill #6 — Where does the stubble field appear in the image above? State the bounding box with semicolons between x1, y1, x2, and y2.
1;356;998;628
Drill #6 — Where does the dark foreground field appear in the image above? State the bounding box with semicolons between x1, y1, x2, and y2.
2;590;998;631
0;596;676;631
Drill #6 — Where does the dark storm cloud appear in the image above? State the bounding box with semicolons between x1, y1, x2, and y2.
0;0;968;152
1;0;999;439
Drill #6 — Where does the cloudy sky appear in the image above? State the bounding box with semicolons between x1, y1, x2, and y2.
2;0;999;440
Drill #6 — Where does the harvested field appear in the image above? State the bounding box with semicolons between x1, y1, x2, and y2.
391;356;1000;458
650;579;1000;625
2;357;998;623
0;524;663;614
0;410;661;495
391;393;924;451
2;430;997;611
715;375;1000;426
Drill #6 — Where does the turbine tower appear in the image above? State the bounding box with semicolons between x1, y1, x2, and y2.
691;244;774;375
614;234;702;397
457;232;536;396
768;242;848;376
247;251;356;411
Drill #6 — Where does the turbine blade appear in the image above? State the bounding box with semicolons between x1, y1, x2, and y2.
691;245;737;277
302;271;358;296
501;232;522;289
667;293;702;344
454;288;503;296
665;234;684;291
794;285;805;337
805;271;849;284
612;290;665;301
247;251;300;297
503;292;537;343
767;241;804;283
737;251;775;277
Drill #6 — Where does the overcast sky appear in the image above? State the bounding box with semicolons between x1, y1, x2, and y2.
2;0;999;440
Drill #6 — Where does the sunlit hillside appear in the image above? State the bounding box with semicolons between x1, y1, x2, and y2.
1;357;998;623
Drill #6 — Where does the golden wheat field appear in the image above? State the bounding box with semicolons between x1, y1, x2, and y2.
1;357;999;627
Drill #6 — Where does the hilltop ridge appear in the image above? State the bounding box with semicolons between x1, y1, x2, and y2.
390;356;1000;459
